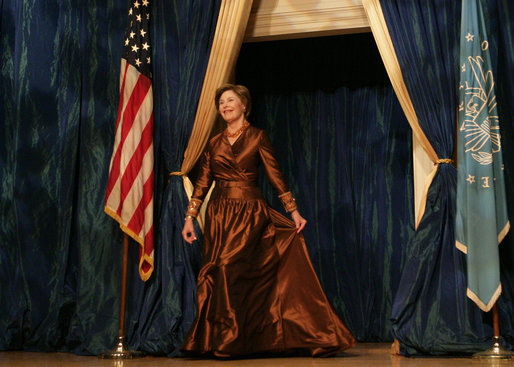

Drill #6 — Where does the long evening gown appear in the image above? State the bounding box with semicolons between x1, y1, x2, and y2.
181;125;356;357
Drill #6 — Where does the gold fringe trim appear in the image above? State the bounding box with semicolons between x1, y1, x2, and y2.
105;206;154;281
105;206;144;246
467;284;502;312
169;171;185;176
455;240;468;254
138;253;154;282
456;220;509;253
498;221;510;244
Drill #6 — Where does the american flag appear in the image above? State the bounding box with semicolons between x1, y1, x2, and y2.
105;0;154;281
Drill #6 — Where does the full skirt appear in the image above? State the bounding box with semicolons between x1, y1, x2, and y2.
181;186;356;357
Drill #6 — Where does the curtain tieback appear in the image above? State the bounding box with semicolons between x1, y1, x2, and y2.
168;171;186;183
169;171;185;176
434;158;454;165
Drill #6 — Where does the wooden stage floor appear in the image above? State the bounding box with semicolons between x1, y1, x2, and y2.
0;343;511;367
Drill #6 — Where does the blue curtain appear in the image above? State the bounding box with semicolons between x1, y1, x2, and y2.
1;0;512;357
1;0;127;353
0;0;220;355
489;0;514;345
381;0;514;355
132;0;221;356
237;33;415;341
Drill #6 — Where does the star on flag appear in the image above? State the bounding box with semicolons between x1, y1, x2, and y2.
465;33;474;42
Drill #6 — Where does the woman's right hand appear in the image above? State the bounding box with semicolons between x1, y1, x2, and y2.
182;218;197;244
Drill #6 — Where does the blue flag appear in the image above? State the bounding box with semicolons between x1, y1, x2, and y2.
455;0;510;312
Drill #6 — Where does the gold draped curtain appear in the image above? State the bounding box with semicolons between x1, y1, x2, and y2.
171;0;253;229
177;0;441;229
362;0;445;229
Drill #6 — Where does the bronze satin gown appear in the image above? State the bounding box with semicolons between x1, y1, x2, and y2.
181;126;356;357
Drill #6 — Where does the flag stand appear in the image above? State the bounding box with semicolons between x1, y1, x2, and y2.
472;304;513;360
99;234;144;359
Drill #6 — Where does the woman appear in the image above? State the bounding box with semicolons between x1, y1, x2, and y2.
181;84;356;357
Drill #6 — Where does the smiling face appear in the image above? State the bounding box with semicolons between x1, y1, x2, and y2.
218;90;247;124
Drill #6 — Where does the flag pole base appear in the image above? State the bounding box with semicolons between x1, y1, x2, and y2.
98;336;145;359
472;336;513;360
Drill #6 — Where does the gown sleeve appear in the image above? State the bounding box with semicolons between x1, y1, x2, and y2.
258;130;298;213
185;147;212;219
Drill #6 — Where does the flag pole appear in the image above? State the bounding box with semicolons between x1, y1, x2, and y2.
101;0;153;358
99;233;144;359
472;303;513;359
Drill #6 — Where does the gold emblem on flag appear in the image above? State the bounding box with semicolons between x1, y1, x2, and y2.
459;56;501;166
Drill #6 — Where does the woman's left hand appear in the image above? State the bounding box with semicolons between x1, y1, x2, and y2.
291;210;307;233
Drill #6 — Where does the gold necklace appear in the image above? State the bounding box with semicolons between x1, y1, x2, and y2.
225;121;250;138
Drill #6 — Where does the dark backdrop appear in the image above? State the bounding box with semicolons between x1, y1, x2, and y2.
0;0;512;356
237;33;414;341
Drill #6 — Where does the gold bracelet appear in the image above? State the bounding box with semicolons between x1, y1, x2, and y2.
185;198;202;219
279;191;297;212
185;215;195;221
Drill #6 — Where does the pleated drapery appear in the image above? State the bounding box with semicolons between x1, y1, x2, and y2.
362;0;438;228
1;0;513;357
1;0;128;353
0;0;221;355
172;0;253;230
144;0;221;356
370;0;514;355
236;33;415;341
493;0;514;345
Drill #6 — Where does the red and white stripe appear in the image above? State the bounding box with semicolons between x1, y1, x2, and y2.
105;58;154;281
